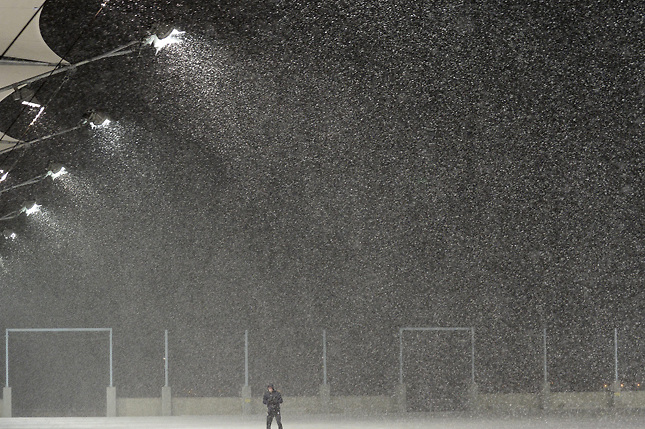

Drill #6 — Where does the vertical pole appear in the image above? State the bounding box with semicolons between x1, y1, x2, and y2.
241;330;252;415
4;329;9;387
614;328;618;382
319;328;331;411
543;328;548;384
470;328;475;384
322;329;327;385
5;330;8;387
164;330;169;387
109;328;113;387
244;330;249;387
397;328;407;413
399;328;403;384
161;330;172;416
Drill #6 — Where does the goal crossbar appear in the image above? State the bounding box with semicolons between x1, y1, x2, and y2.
399;327;475;384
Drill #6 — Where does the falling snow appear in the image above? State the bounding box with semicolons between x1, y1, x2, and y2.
0;0;642;417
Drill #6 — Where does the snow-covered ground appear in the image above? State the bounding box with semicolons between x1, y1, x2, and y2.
1;414;645;429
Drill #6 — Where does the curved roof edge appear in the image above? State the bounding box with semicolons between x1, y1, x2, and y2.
0;1;68;64
0;134;23;154
0;0;70;137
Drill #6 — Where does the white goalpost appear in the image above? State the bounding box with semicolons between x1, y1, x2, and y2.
398;327;475;385
5;328;114;388
3;328;114;417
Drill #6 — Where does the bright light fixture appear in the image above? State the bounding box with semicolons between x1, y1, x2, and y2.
0;163;68;196
144;28;185;53
3;229;16;240
0;201;42;222
92;118;111;128
0;169;8;182
47;163;67;180
29;106;46;127
83;111;112;128
22;201;41;216
22;101;42;109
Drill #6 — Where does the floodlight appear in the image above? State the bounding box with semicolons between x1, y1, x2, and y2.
12;87;42;108
0;25;188;100
3;230;16;241
22;201;40;216
47;163;67;180
1;110;112;156
0;105;114;157
0;200;42;222
0;163;68;196
144;27;185;53
82;110;112;128
22;101;41;109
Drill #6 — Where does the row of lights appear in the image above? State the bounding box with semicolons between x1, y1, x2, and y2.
0;26;186;97
0;163;68;229
603;382;645;390
0;26;186;237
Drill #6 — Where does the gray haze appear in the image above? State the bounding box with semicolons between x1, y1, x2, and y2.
4;415;645;429
0;0;642;416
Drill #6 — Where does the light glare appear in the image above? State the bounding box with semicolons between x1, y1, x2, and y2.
29;106;45;126
145;29;185;53
48;164;68;180
23;202;41;216
90;118;111;129
83;111;113;128
22;100;42;109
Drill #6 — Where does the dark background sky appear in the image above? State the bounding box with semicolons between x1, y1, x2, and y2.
0;0;643;416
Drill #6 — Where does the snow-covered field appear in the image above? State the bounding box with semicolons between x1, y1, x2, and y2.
0;414;645;429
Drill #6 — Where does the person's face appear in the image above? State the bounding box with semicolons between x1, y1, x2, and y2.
268;386;274;392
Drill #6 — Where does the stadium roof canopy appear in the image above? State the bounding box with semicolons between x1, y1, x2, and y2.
0;0;67;151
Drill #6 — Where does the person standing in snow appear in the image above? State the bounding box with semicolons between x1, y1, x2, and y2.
263;384;284;429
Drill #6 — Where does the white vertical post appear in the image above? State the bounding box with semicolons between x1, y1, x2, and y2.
320;329;331;411
244;330;249;387
539;327;551;411
322;329;327;385
164;330;169;387
399;328;404;384
162;330;172;416
614;328;618;383
5;330;8;387
108;328;116;417
241;330;252;415
109;328;113;387
543;328;548;384
470;327;475;384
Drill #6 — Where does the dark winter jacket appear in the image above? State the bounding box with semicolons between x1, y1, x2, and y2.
263;389;283;412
